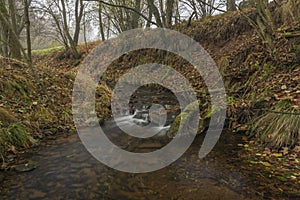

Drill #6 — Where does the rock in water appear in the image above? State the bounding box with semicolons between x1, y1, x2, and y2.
14;162;37;172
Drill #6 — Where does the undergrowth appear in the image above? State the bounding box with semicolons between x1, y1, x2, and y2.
250;100;300;149
0;123;35;159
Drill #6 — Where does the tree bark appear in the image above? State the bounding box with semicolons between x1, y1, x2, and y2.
98;1;105;41
0;0;27;61
61;0;80;59
0;0;9;57
146;5;153;27
8;0;21;59
159;0;165;26
73;0;84;46
132;0;141;29
165;0;175;28
227;0;237;11
147;0;163;27
24;0;32;66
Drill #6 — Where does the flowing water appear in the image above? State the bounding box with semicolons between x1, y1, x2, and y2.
0;87;260;199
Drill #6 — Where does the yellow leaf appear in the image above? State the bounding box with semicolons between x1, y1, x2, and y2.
281;85;287;90
273;153;283;157
262;162;271;167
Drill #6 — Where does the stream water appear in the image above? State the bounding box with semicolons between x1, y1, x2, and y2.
0;87;260;199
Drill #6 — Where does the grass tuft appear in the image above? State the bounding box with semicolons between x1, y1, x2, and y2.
0;123;35;157
250;100;300;149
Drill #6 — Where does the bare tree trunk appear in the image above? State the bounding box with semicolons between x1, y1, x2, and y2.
0;30;2;55
98;1;105;41
146;5;153;27
159;0;166;26
24;0;32;66
73;0;84;46
227;0;237;11
132;0;141;29
8;0;21;59
0;0;27;61
0;0;9;57
61;0;80;59
83;11;88;53
174;0;180;24
0;28;9;56
165;0;175;28
106;17;110;39
191;0;199;19
147;0;163;27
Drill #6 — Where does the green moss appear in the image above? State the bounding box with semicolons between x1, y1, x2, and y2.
0;123;35;156
32;46;64;55
168;100;200;137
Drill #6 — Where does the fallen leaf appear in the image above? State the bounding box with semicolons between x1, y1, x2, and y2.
282;147;289;155
262;162;272;167
276;176;287;182
293;146;300;153
273;153;283;158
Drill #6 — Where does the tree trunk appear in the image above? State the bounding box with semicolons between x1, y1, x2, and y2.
174;0;180;24
132;0;141;29
73;0;84;46
106;17;110;39
146;5;153;27
98;2;105;41
191;0;199;19
61;0;80;59
24;0;32;66
83;11;88;53
227;0;237;11
165;0;175;28
0;0;27;61
159;0;165;26
8;0;21;59
0;27;9;56
147;0;163;27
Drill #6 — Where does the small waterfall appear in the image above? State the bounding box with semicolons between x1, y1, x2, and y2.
114;108;170;136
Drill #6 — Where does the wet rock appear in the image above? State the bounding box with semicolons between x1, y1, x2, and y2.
14;162;37;172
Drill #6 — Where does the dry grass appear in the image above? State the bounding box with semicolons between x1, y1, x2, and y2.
0;123;35;159
250;100;300;149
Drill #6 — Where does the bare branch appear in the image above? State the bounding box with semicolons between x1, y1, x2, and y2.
83;0;158;26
